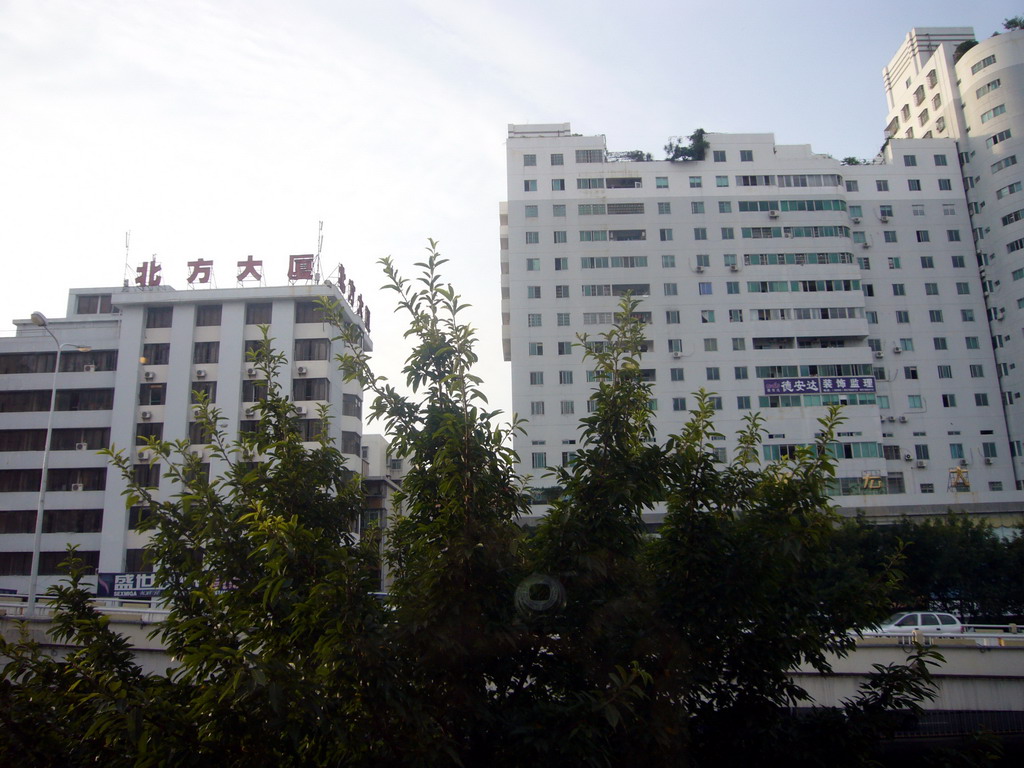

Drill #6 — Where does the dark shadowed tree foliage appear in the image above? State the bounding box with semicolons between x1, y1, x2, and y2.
836;514;1024;623
1;242;968;766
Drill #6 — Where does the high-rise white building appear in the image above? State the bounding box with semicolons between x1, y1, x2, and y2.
501;25;1024;525
0;282;371;598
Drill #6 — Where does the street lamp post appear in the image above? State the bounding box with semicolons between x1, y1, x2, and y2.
26;312;90;617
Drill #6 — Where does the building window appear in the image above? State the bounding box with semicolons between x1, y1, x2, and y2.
138;383;166;406
904;155;917;167
942;394;957;408
530;402;544;416
698;282;712;296
876;180;889;192
661;229;674;241
970;364;984;378
846;180;859;192
729;309;743;323
934;337;947;350
740;150;753;162
195;305;222;326
525;204;538;218
523;154;536;166
962;309;975;322
938;178;952;191
937;365;952;379
672;397;687;412
193;342;219;364
550;153;563;166
528;342;543;356
551;179;565;191
976;393;990;406
701;310;715;323
664;283;678;297
245;302;272;324
916;230;930;243
966;336;980;349
527;313;542;328
892;283;905;296
689;176;702;188
658;202;671;214
554;257;568;271
896;311;910;324
704;338;718;352
908;179;921;191
666;310;680;324
145;306;173;329
560;401;574;415
529;372;543;385
713;150;726;162
670;368;684;382
909;395;923;409
293;378;330;401
553;204;566;217
706;367;720;380
527;286;541;299
531;452;546;469
952;255;965;268
692;228;706;241
141;343;170;366
656;177;668;188
555;285;569;298
524;180;537;192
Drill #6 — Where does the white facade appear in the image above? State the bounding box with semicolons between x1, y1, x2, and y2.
502;119;1023;522
0;283;369;596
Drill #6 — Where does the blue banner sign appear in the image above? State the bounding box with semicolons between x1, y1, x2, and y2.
96;572;162;600
763;376;876;395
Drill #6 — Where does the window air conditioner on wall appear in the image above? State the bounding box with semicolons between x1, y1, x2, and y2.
297;366;308;376
144;371;155;380
75;442;88;451
196;369;207;378
83;364;96;373
71;483;84;492
141;410;152;420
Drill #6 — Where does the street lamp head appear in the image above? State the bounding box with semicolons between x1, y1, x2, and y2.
30;312;48;327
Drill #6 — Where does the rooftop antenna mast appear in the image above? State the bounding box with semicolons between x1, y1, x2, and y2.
122;230;132;287
315;220;323;282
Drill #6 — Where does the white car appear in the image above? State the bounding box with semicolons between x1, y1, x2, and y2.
868;611;964;634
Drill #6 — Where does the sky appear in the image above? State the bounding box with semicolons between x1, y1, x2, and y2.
0;0;1018;427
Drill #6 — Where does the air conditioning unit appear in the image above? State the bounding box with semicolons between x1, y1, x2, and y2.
960;458;969;466
852;216;861;224
190;448;204;458
297;366;308;376
245;407;256;417
729;264;739;272
892;346;902;354
984;457;993;465
874;351;884;359
137;448;150;460
861;242;871;249
887;416;896;422
83;364;96;373
247;367;257;377
898;416;908;423
144;371;155;380
71;483;84;492
903;453;913;462
916;460;927;468
140;410;152;420
695;265;704;273
768;209;779;218
295;405;307;415
880;215;889;223
672;351;682;359
75;442;88;451
196;369;207;378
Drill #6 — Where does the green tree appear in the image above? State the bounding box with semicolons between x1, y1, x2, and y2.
1;245;946;766
1004;16;1024;31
